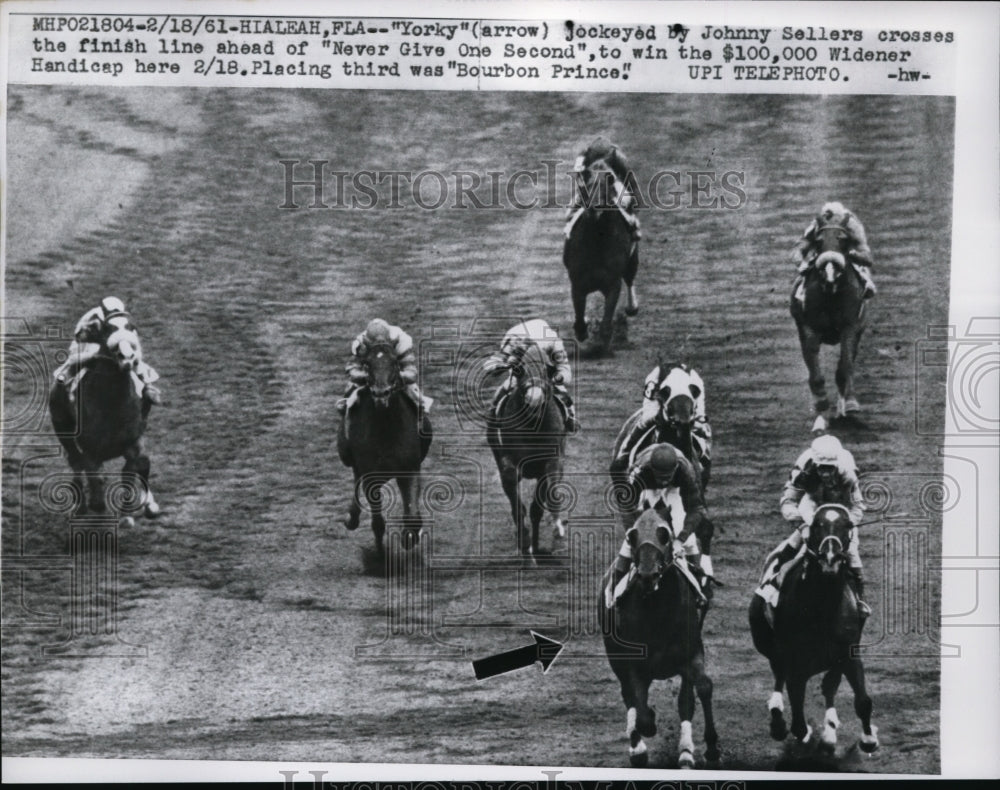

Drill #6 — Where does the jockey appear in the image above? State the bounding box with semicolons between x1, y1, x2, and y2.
52;296;162;405
794;201;876;299
565;136;641;241
483;318;579;433
607;443;714;605
759;434;870;616
336;318;432;414
618;362;712;468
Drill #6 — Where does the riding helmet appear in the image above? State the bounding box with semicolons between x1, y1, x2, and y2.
811;434;843;467
649;444;679;485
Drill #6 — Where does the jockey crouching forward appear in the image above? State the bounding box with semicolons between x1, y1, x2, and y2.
51;296;162;406
607;443;715;607
336;318;433;414
794;201;876;299
565;136;641;242
483;318;579;433
757;434;870;617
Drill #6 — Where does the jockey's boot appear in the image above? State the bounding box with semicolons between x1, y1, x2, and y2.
848;567;872;618
142;383;163;406
855;264;877;299
564;403;580;434
336;383;356;415
628;211;642;241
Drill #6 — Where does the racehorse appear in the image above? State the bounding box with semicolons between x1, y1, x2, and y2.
748;504;878;755
48;324;160;522
790;217;869;427
563;160;639;353
338;341;432;554
601;507;719;768
487;343;568;556
611;363;712;493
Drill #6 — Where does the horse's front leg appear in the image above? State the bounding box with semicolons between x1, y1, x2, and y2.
365;475;387;554
598;283;622;350
819;666;844;753
571;287;588;342
835;327;862;415
797;323;829;414
122;440;159;518
844;657;878;752
498;461;528;555
84;460;106;515
786;673;812;744
691;652;720;766
676;673;697;768
344;472;363;532
624;245;640;316
623;671;655;767
396;472;422;550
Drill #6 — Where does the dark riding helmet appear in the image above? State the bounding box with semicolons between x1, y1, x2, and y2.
649;444;680;486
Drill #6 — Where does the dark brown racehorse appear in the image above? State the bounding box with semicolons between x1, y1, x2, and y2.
563;162;639;353
487;343;567;556
48;326;159;522
790;217;869;425
601;507;719;768
749;504;878;755
338;341;432;554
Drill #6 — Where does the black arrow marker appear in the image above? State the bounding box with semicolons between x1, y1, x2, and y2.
472;631;564;681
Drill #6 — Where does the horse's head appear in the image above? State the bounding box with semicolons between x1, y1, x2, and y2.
806;504;853;578
626;507;675;595
103;323;141;374
651;365;702;431
574;156;618;212
812;210;852;294
507;342;552;412
362;342;402;409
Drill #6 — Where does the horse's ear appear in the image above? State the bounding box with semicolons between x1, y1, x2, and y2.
655;524;671;547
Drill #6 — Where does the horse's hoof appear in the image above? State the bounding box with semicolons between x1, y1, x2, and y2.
769;710;788;741
343;518;359;531
402;530;420;551
628;741;648;767
844;398;861;413
678;750;695;769
118;516;135;529
625;305;639;317
815;398;831;414
859;726;879;753
144;500;161;518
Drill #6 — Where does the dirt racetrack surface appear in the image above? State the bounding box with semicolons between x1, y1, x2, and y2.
2;87;952;772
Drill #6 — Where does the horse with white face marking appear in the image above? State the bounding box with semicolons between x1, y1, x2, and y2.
601;508;719;768
749;504;878;757
791;219;869;423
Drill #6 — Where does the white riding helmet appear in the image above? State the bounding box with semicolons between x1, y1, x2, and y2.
811;434;843;466
100;296;127;321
